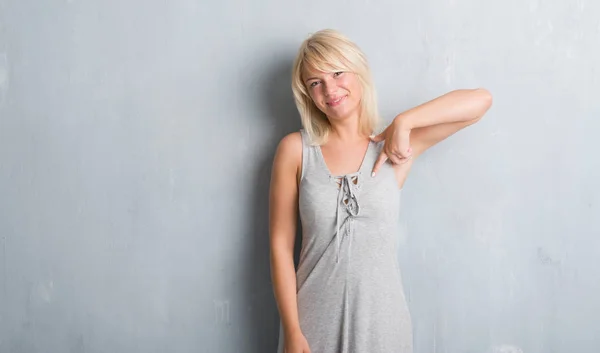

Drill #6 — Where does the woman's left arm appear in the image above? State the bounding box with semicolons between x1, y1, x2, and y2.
372;88;493;174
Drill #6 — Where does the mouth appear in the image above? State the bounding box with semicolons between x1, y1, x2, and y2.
326;95;347;107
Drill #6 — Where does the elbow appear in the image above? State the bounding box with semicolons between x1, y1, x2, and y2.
270;236;295;261
471;88;493;122
476;87;493;110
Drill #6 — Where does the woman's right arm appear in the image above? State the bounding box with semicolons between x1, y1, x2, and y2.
269;132;303;340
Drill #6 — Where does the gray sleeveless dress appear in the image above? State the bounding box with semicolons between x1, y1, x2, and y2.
276;129;413;353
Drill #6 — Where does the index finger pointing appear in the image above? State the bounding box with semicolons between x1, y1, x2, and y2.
372;152;388;177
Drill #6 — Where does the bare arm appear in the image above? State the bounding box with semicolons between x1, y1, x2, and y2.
269;132;303;339
372;88;493;187
398;88;493;158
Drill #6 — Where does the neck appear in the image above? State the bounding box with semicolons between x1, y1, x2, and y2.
328;113;366;143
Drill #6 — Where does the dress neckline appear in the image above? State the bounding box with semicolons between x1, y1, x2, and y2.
315;140;372;178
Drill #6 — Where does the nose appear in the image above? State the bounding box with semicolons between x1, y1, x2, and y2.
323;80;338;97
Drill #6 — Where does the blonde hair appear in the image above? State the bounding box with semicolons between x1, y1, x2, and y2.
291;29;381;145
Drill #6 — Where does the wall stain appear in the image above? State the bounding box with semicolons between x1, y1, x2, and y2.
0;52;8;106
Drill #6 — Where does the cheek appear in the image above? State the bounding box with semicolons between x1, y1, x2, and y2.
347;82;362;102
308;92;326;111
309;89;325;103
353;83;363;102
352;79;363;94
342;76;361;95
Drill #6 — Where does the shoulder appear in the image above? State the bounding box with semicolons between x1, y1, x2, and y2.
275;131;302;160
273;132;303;180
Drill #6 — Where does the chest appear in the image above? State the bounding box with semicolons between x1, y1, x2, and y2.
299;163;401;224
318;141;371;177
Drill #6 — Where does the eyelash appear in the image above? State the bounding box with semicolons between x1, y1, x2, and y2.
310;72;344;87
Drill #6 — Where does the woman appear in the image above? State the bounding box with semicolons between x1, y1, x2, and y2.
270;29;492;353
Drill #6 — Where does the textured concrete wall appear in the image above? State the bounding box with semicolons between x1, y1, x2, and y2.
1;0;599;352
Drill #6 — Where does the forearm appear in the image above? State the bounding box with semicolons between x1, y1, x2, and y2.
394;88;492;129
270;244;302;336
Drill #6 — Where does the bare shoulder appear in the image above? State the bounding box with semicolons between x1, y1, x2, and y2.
273;132;303;183
275;132;302;163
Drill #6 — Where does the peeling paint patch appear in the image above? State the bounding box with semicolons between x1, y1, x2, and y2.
36;280;54;302
537;246;561;266
529;0;539;12
214;299;231;326
444;50;456;86
0;52;8;106
488;344;524;353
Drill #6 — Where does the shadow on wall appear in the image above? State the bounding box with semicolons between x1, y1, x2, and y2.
242;51;302;352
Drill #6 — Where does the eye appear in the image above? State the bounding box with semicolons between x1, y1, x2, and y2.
309;81;320;87
333;71;344;77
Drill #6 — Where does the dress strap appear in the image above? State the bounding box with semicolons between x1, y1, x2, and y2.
299;129;313;182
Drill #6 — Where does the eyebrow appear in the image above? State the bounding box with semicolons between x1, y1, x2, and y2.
304;70;345;83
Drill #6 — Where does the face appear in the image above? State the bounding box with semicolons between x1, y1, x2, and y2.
303;66;363;121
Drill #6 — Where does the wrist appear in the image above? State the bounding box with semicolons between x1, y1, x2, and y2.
284;325;303;337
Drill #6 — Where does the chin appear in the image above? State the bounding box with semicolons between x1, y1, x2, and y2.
327;110;355;122
331;106;360;120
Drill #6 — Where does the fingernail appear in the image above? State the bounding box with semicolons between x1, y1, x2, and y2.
371;172;376;177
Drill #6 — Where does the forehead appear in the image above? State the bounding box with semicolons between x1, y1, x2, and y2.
302;62;346;81
302;65;327;79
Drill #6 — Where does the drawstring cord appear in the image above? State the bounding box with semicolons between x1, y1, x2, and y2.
334;175;361;263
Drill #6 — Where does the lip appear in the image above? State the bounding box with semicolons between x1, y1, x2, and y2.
326;95;347;107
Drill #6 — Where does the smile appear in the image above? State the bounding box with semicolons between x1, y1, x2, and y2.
326;95;347;107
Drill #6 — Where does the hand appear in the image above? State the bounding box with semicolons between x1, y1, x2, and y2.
370;119;413;176
284;330;311;353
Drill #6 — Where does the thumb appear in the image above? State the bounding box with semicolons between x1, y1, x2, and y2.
371;151;388;177
370;131;385;143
